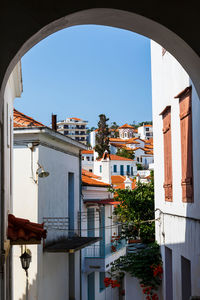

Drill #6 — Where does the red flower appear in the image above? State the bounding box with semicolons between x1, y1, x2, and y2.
104;277;111;287
152;293;159;300
111;245;116;252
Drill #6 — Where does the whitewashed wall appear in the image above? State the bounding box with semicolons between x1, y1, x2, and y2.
13;131;82;300
151;40;200;299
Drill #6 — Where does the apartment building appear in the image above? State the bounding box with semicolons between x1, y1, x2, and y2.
57;117;88;144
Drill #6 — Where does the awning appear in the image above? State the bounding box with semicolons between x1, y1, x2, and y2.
83;199;120;205
44;237;100;253
8;214;47;245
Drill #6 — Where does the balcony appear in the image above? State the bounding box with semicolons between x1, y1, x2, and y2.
83;240;127;272
43;217;99;253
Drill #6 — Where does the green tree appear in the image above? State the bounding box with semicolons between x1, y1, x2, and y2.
112;174;155;243
94;114;110;158
116;148;135;160
110;121;119;138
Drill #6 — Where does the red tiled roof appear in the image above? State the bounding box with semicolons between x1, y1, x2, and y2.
8;214;46;244
82;175;110;187
119;124;134;129
109;138;139;144
82;150;94;154
111;176;136;190
83;199;120;205
111;175;126;184
100;154;134;161
144;124;152;127
82;169;100;179
114;181;136;190
69;117;82;121
82;169;110;187
13;109;44;128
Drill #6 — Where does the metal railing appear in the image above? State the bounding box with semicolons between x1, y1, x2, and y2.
84;239;126;258
43;217;69;231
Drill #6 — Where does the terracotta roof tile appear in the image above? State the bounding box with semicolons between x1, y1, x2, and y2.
82;169;110;187
8;214;46;244
100;154;134;161
82;150;94;154
82;169;100;179
13;109;44;128
119;124;134;129
83;199;119;205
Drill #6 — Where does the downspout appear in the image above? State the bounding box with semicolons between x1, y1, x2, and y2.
0;110;5;300
79;150;82;300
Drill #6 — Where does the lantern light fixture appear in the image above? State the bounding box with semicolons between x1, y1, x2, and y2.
20;251;32;277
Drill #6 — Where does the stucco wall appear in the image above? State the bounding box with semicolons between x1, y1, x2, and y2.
13;135;81;300
151;40;200;298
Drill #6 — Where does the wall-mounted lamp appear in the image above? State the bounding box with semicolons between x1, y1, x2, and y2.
20;250;32;277
35;163;50;183
37;163;49;178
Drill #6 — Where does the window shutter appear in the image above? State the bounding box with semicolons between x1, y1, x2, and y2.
160;106;173;201
175;86;193;202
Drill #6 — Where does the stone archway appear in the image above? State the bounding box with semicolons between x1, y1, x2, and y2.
1;6;200;300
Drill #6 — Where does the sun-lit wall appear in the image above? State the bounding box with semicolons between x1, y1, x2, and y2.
151;40;200;299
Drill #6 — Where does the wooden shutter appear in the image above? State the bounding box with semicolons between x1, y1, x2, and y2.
160;106;173;201
175;86;193;202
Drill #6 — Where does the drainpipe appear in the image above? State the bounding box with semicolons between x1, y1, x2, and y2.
0;111;5;300
79;150;82;300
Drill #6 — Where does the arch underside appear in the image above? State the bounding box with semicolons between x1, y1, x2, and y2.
0;4;200;99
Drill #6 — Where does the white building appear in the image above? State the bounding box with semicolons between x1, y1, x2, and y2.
137;124;153;140
57;117;88;144
12;110;99;300
1;62;23;300
151;41;200;299
94;152;137;184
82;150;94;172
81;169;126;300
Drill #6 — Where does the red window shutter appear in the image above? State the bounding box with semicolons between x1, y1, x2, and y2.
160;106;173;202
175;87;193;202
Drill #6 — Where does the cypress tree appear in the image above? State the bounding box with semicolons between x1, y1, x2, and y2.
94;114;110;158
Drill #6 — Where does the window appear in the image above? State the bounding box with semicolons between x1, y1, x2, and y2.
137;157;139;162
113;165;117;173
86;156;90;161
175;86;193;202
120;165;124;175
127;165;130;175
82;156;84;160
131;167;133;176
146;128;149;131
99;272;105;292
100;165;102;173
160;106;173;202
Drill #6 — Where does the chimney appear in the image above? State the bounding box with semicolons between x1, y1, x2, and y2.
52;114;57;131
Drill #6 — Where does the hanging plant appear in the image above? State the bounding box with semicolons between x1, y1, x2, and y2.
110;243;162;300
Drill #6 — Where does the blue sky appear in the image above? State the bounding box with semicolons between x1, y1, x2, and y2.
14;25;152;128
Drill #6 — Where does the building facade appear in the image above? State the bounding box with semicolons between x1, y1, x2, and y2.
12;110;99;300
151;41;200;299
57;117;88;144
81;169;126;300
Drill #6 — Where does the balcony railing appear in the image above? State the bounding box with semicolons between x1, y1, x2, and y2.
84;239;126;258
